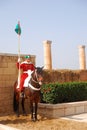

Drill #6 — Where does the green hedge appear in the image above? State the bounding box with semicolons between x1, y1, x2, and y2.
41;82;87;104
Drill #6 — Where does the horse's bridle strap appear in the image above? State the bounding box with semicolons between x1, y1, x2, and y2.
31;78;38;83
28;83;41;91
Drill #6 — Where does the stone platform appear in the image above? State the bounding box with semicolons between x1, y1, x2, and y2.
38;101;87;118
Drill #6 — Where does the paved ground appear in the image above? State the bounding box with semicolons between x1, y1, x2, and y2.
0;124;19;130
62;113;87;122
0;113;87;130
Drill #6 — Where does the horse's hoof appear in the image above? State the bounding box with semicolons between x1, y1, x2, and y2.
31;118;38;122
23;113;27;116
31;118;35;122
16;114;20;117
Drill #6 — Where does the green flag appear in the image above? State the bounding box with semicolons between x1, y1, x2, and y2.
15;21;21;35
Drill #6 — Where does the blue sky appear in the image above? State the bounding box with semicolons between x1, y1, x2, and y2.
0;0;87;70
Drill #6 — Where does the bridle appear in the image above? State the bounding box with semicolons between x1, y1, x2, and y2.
28;67;43;91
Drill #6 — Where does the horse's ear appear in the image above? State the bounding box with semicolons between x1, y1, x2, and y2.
42;66;44;69
35;66;44;70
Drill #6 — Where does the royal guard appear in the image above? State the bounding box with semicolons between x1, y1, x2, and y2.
16;55;35;93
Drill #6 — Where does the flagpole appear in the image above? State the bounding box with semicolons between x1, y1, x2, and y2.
15;21;21;89
17;34;21;89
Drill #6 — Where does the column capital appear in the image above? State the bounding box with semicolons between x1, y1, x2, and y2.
78;45;86;49
43;40;52;44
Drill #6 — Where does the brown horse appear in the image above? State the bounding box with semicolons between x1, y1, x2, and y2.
13;67;43;121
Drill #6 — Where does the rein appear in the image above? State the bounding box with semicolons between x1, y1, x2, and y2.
28;69;42;91
31;77;39;84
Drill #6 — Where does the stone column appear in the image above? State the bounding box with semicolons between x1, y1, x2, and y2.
78;45;86;70
43;40;52;70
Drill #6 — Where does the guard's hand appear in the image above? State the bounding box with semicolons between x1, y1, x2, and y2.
18;58;21;62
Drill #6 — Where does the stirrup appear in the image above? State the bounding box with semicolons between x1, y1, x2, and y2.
20;92;24;98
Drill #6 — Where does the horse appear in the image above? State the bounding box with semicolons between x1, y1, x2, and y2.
13;67;43;121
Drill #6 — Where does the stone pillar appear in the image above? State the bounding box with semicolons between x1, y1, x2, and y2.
43;40;52;70
78;45;86;70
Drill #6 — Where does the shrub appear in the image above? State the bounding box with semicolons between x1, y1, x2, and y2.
41;82;87;104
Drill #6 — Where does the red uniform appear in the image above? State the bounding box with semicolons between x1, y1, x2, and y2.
17;61;35;91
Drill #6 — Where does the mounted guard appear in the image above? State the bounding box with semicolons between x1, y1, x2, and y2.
16;55;35;96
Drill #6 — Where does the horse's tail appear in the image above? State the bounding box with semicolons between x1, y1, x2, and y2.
13;81;18;112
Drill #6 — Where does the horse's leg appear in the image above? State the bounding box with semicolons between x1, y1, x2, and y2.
35;102;38;121
30;102;38;121
13;93;20;117
16;101;20;117
30;102;34;121
21;97;27;116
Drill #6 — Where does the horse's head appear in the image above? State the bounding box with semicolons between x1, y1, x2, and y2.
35;66;44;85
